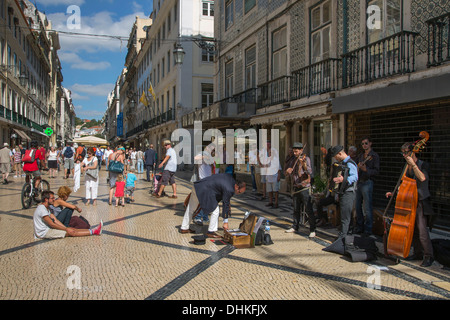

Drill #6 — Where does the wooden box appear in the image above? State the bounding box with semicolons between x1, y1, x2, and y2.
224;214;257;249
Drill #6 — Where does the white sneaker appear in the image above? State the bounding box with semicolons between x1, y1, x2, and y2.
309;232;316;238
285;227;296;233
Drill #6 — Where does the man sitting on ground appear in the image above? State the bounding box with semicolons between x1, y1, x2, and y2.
33;190;102;239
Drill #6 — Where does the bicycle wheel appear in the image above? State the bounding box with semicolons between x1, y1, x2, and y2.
21;183;33;209
39;179;50;192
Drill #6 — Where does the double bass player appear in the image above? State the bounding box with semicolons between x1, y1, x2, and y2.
385;142;436;267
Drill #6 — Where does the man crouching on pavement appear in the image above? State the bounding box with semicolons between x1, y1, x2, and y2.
180;173;246;238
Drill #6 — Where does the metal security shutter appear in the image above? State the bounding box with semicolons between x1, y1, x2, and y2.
347;101;450;231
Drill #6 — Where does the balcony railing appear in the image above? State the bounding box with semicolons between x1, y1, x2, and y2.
219;88;258;114
125;109;175;139
257;76;290;108
291;58;340;100
0;105;43;133
427;12;450;67
342;31;419;88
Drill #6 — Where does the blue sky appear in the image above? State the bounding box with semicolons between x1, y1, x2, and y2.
35;0;153;120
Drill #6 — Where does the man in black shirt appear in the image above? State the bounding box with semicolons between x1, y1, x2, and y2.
144;144;157;182
355;137;380;236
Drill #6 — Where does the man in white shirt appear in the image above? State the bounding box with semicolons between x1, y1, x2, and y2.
130;148;137;170
33;190;102;239
155;140;177;198
104;147;113;170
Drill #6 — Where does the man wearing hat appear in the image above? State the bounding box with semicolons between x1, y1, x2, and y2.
285;142;316;238
155;140;178;198
329;145;358;238
0;143;12;184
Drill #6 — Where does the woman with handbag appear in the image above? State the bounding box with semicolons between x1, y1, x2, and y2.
107;146;125;205
81;147;99;206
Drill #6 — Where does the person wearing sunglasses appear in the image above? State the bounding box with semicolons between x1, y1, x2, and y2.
355;137;380;236
33;191;102;239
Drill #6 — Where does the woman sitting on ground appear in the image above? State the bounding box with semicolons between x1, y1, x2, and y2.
50;186;82;227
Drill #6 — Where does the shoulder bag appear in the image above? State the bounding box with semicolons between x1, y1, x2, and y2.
86;158;99;179
108;154;124;173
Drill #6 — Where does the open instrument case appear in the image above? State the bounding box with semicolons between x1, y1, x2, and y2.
224;214;258;249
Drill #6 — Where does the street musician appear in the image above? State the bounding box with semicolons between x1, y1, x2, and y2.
285;142;316;238
329;145;358;238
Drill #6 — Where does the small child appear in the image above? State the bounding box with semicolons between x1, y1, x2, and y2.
115;174;126;207
125;168;137;203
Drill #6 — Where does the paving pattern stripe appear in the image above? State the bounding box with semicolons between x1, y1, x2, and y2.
229;195;450;284
102;230;219;256
0;210;33;221
102;230;449;300
2;175;449;300
145;245;236;300
225;254;450;300
0;239;54;256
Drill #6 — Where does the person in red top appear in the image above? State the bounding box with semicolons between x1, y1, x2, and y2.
23;141;42;190
39;144;47;170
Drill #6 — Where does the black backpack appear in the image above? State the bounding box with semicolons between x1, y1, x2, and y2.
64;147;74;158
432;239;450;268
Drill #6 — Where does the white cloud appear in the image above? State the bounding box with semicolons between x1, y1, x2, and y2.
70;92;89;100
47;10;147;53
74;105;106;119
70;83;114;97
59;51;111;70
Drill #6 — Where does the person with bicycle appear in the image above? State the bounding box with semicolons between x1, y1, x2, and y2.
23;141;42;193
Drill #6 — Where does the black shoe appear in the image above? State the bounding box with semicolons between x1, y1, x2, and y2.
406;254;423;261
420;256;434;267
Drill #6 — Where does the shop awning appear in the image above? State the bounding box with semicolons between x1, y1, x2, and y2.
332;73;450;114
13;128;32;142
250;104;328;126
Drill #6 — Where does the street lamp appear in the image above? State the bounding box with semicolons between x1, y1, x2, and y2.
173;42;185;65
19;73;28;87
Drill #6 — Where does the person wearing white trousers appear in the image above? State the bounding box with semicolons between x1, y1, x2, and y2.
81;148;99;206
181;188;219;235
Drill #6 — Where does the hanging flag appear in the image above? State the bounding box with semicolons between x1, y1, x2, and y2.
139;91;149;107
148;83;156;101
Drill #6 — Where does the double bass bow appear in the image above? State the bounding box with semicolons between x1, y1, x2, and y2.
382;131;429;259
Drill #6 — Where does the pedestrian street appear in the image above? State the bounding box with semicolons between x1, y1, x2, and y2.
0;169;450;302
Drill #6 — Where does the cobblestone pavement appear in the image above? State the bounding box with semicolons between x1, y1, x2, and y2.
0;169;449;302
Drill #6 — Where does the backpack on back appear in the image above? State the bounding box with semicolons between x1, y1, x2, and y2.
64;147;74;158
22;149;36;163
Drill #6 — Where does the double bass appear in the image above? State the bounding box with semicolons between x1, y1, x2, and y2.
383;131;429;259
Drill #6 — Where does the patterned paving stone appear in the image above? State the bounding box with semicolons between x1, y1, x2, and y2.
0;169;449;302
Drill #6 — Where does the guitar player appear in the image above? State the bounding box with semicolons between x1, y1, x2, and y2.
330;146;358;239
355;137;380;236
